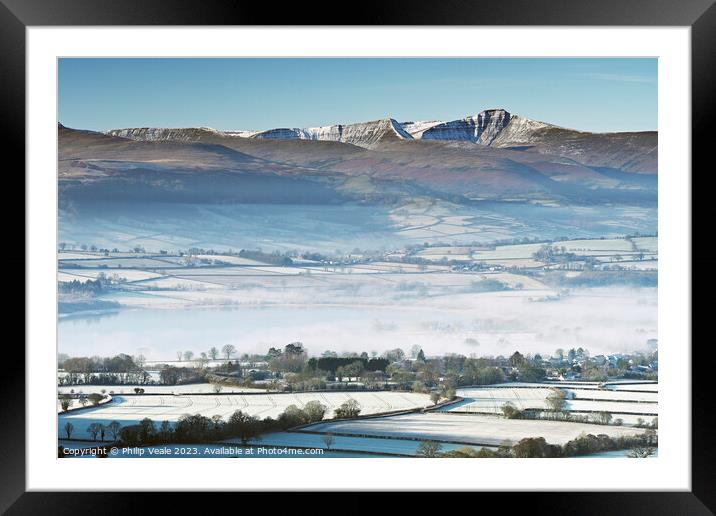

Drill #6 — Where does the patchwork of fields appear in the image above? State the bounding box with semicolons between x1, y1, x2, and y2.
417;236;658;269
57;391;432;438
59;382;658;455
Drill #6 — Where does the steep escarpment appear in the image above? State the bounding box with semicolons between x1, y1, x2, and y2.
414;109;512;145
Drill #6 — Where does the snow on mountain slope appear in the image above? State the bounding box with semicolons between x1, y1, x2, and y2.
107;126;261;142
251;127;313;140
401;120;443;137
104;108;656;172
415;109;512;145
252;118;413;149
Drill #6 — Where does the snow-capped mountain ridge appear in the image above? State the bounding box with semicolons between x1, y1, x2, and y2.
106;109;559;149
104;109;657;172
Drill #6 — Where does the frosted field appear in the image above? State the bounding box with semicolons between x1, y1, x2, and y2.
450;384;658;423
58;268;163;282
413;236;657;268
230;432;492;456
303;412;646;446
470;243;546;261
195;255;267;266
59;257;181;268
446;387;555;414
57;391;432;438
58;383;266;395
57;252;106;260
633;237;658;253
560;239;634;252
605;382;658;392
565;388;657;403
564;400;658;415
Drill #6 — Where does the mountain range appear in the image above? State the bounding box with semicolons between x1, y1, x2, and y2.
59;109;657;206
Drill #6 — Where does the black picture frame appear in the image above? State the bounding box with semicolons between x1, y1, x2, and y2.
4;0;714;513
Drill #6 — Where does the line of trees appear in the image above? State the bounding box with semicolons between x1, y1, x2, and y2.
427;430;657;458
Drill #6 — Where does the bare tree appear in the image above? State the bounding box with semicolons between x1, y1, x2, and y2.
222;344;237;360
322;433;335;451
183;351;194;362
209;347;219;360
87;423;101;441
416;440;443;457
107;421;121;441
59;395;71;411
64;421;74;439
176;351;183;362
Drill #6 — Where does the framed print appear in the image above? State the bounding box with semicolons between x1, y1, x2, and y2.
5;0;714;512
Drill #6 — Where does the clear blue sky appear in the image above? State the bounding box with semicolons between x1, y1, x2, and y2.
58;58;657;133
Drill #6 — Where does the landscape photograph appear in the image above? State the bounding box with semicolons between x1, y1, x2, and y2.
56;57;658;459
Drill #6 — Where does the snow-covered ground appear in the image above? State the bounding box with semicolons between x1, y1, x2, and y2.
58;383;266;395
57;395;111;413
228;432;492;456
303;412;646;446
604;382;658;392
57;391;431;439
564;399;657;415
446;387;554;414
565;388;657;402
453;383;658;423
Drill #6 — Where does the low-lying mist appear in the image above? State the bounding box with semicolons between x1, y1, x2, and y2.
59;286;656;361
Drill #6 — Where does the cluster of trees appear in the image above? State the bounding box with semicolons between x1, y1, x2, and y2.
58;272;130;296
267;344;308;374
306;356;390;376
58;392;108;411
58;279;104;296
238;249;293;266
59;354;147;385
533;245;580;265
159;366;203;386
